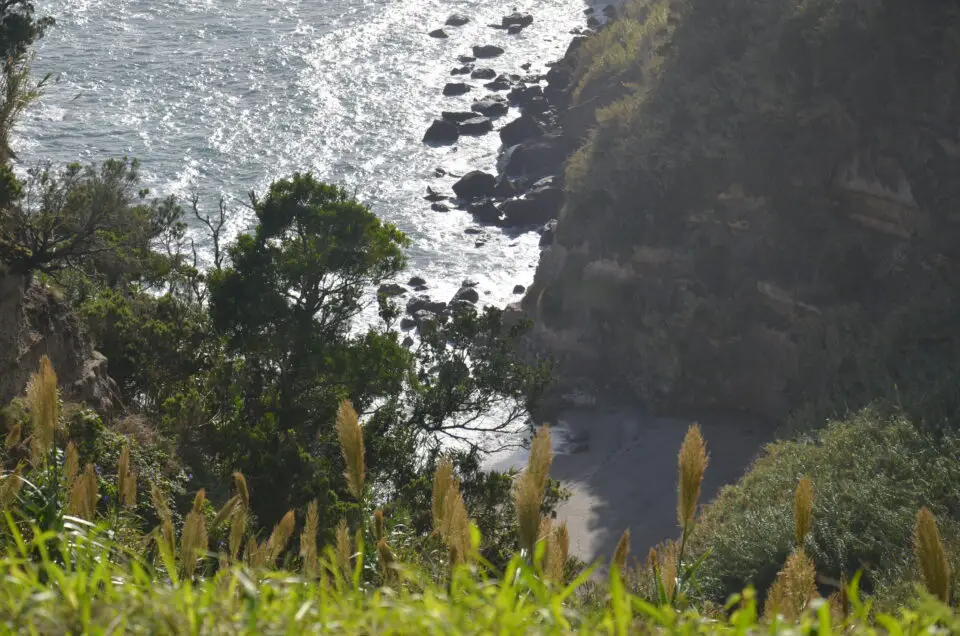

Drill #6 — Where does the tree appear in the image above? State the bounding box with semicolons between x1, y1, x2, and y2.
0;0;54;164
205;173;410;523
0;159;187;282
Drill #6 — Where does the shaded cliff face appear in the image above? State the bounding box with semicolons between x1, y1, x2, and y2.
525;0;960;420
0;274;120;411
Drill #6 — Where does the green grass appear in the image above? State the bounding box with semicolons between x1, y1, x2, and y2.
0;522;957;634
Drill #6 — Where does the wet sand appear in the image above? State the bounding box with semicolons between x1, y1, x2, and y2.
493;404;774;565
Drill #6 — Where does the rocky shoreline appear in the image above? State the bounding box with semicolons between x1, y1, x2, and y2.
383;3;618;338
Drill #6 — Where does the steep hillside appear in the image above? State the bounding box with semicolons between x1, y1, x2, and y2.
525;0;960;422
0;273;120;411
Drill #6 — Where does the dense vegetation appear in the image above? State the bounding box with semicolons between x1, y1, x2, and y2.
1;358;957;633
2;0;960;631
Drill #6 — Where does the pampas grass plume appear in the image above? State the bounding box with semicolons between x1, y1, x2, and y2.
915;506;950;603
336;400;365;500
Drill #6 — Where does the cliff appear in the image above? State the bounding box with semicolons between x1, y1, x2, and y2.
0;274;120;412
524;0;960;421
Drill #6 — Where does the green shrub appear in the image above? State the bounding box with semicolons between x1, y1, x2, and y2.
690;407;960;606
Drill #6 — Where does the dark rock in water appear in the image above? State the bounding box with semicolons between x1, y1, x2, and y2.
424;186;447;201
413;284;429;292
442;111;479;123
539;219;557;246
513;284;526;294
402;336;415;347
499;115;545;146
434;167;446;177
450;66;472;76
493;175;518;197
500;144;526;177
400;316;417;330
453;170;496;199
423;119;459;143
414;309;438;330
408;276;427;287
603;4;618;18
443;82;472;96
464;227;484;235
508;84;543;105
407;295;447;316
521;97;550;115
584;6;595;14
468;200;502;224
458;54;476;63
501;181;562;226
475;240;487;248
431;202;450;212
470;67;497;80
500;197;549;226
484;78;512;92
458;116;493;135
516;137;567;179
471;98;509;117
378;283;407;297
473;44;505;58
521;62;532;70
453;286;480;304
429;29;449;38
461;279;480;288
529;180;564;212
502;12;534;28
446;13;470;27
587;16;601;29
507;25;523;35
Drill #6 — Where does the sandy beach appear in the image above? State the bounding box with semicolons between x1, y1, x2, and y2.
494;403;774;565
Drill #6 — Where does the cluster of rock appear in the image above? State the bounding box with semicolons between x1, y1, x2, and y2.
420;9;600;250
403;7;615;342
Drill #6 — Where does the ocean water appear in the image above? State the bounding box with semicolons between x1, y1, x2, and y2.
18;0;593;309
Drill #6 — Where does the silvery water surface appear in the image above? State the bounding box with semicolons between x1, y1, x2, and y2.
16;0;594;457
19;0;589;308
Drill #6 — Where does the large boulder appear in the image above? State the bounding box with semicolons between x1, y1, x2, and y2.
452;286;480;304
443;82;472;96
442;111;478;123
471;67;497;80
452;170;497;199
378;283;407;297
423;119;459;143
458;116;493;135
446;13;470;27
502;12;534;28
499;144;526;176
521;97;550;115
500;179;563;226
484;77;513;91
473;44;505;59
499;115;545;146
471;98;509;117
468;199;503;224
507;84;544;106
406;295;447;315
500;197;552;226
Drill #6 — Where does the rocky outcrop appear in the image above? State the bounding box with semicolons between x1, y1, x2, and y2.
0;274;120;412
520;0;960;420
